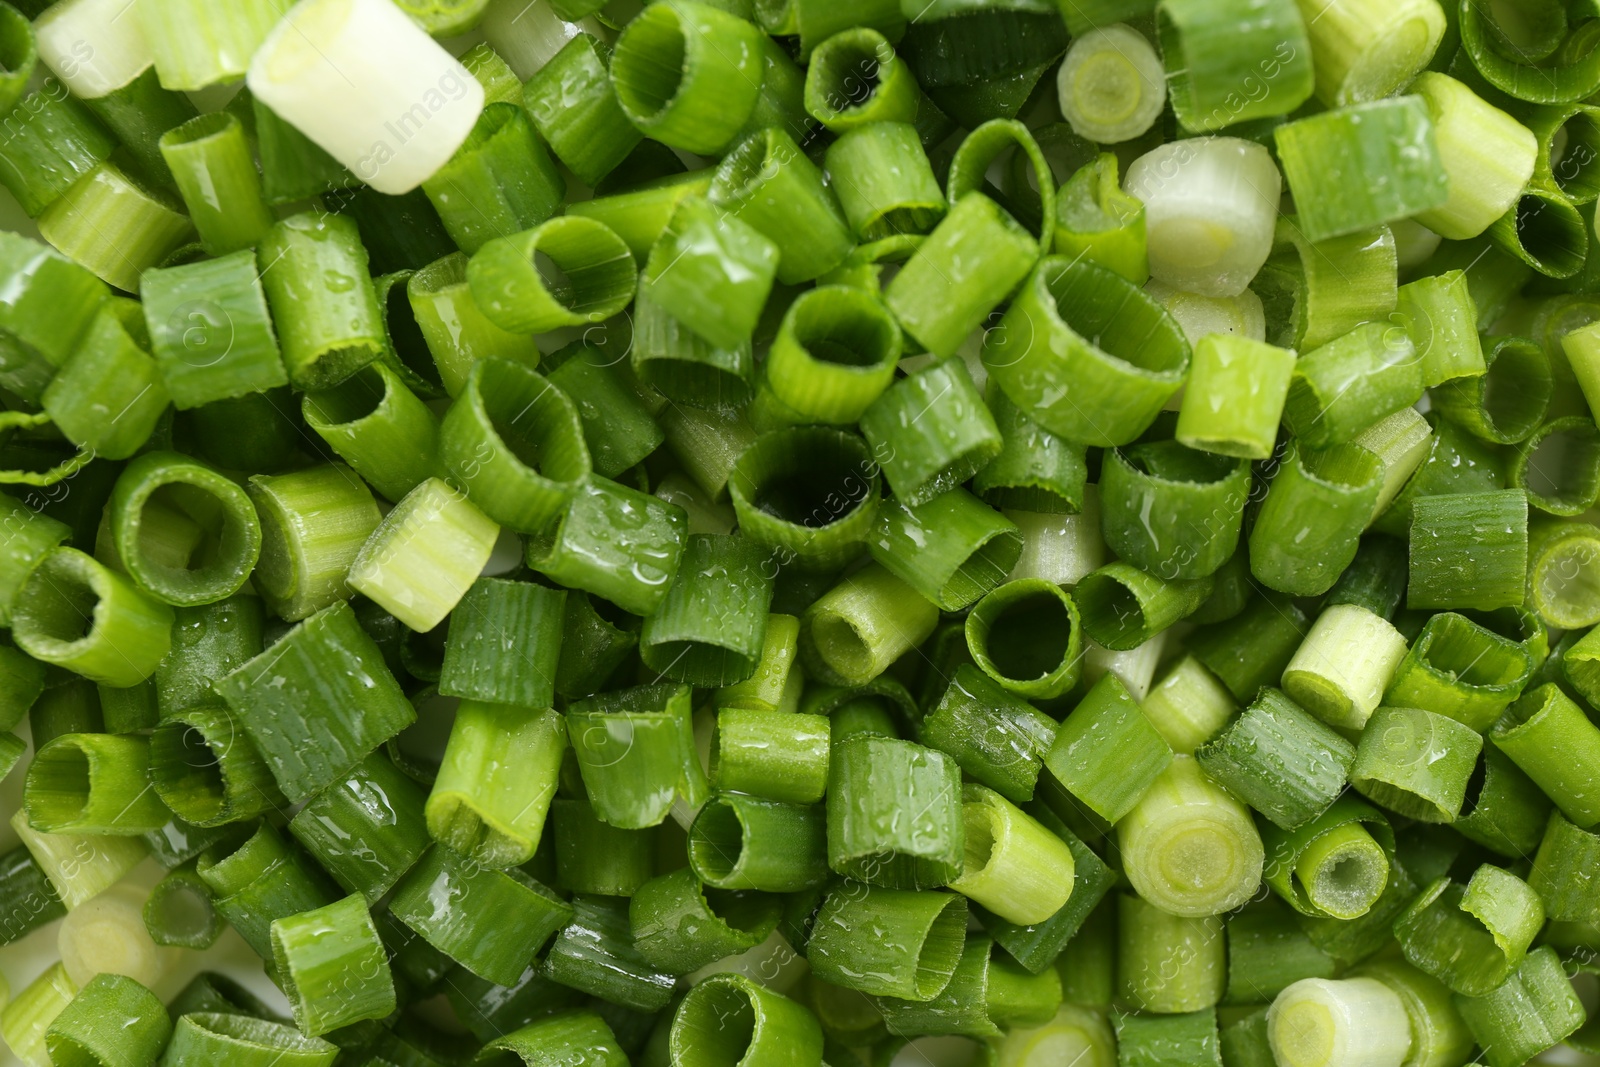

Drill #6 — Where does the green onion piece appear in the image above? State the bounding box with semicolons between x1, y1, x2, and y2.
10;808;144;910
946;119;1056;254
150;702;281;827
1274;97;1448;243
1408;72;1536;240
1118;893;1222;1013
162;1013;337;1067
726;428;878;576
24;732;169;835
248;464;381;621
1352;959;1476;1067
1529;810;1600;922
639;533;774;686
249;95;356;206
711;127;853;286
1075;561;1213;651
1251;442;1383;597
38;298;163;463
1282;603;1410;730
1282;322;1424;449
287;752;428;903
407;253;540;395
1486;177;1588;279
984;257;1188;446
1511;416;1600;516
1296;0;1443;104
194;822;334;959
1394;864;1544;997
1223;903;1337;1006
1049;153;1147;285
566;682;708;829
1162;0;1312;130
1351;705;1483;822
1266;976;1411;1067
566;170;714;261
543;342;663;480
688;792;827;892
437;579;563;709
716;613;802;715
486;1009;629;1067
869;932;996;1037
924;662;1058;803
552;798;654;896
1120;754;1264;917
711;706;829;803
1431;335;1550;445
1353;413;1436;529
1395;269;1485;387
0;232;108;402
1491;681;1600;826
1371;414;1505;539
610;0;763;154
869;490;1021;612
1113;1008;1223;1067
12;547;173;686
885;192;1038;359
38;161;193;294
139;249;288;410
1257;218;1397;353
671;973;822;1065
75;61;196;186
258;211;387;391
445;963;585;1044
460;41;521;104
439;358;591;534
1219;1008;1274;1067
828;734;963;888
109;450;261;607
962;579;1080;704
426;700;563;868
754;287;902;429
1196;687;1356;831
807;882;967;1000
824;121;947;241
859;357;1002;507
1004;499;1106;588
138;0;287;89
0;492;70;626
346;477;499;633
0;87;114;221
1383;612;1531;732
1260;795;1393;920
976;804;1113;976
420;104;563;256
1174;334;1295;460
1139;654;1236;757
640;197;777;352
27;681;100;751
1053;24;1163;145
45;972;169;1067
215;599;415;803
544;895;677;1011
948;784;1075;925
803;28;919;132
471;217;636;337
271;894;395;1037
158;112;272;257
1100;440;1249;580
1187;594;1311;703
1523;518;1600;630
523;35;641;188
1454;744;1551;860
143;863;220;949
389;845;571;986
973;385;1088;514
800;563;939;687
1407;489;1530;611
630;866;780;973
1044;672;1172;824
1454;946;1584;1067
302;362;438;504
0;963;76;1067
167;972;281;1019
631;284;754;410
527;476;689;618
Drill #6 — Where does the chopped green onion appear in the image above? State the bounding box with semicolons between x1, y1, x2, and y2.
1383;612;1533;732
1281;603;1409;730
0;964;77;1067
143;864;221;950
1511;416;1600;516
806;882;967;1000
271;894;395;1037
467;216;636;336
287;752;428;903
1408;489;1530;611
948;784;1075;925
9;809;145;910
1491;682;1600;827
1453;947;1585;1067
159;112;274;257
1266;976;1411;1067
1260;794;1393;920
38;162;194;294
161;1013;337;1067
828;734;963;888
24;732;169;835
1196;687;1356;831
0;91;116;222
1394;269;1485;387
526;476;689;618
552;798;655;896
688;792;826;892
1351;705;1483;823
751;287;902;429
671;973;822;1065
715;612;802;715
1294;0;1443;106
566;683;708;830
1529;810;1600;922
485;1010;630;1067
824;121;947;241
45;973;170;1067
803;28;921;132
523;35;641;188
428;700;564;868
150;703;282;827
711;706;830;803
544;895;677;1011
1455;745;1552;861
1074;561;1212;650
258;212;385;391
12;547;174;687
406;253;540;395
421;103;563;256
639;533;774;686
1118;893;1223;1013
1175;334;1296;460
963;579;1082;703
1393;864;1544;997
712;127;855;285
1113;1008;1223;1067
1100;440;1249;580
1410;73;1538;241
1055;24;1163;144
195;822;335;960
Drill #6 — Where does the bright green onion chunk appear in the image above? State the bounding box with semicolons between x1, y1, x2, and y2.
1195;687;1355;831
1281;603;1409;731
1056;24;1164;145
142;864;222;950
270;894;396;1037
1113;1007;1224;1067
947;784;1075;925
1393;863;1544;997
1098;440;1249;580
1117;893;1223;1014
484;1009;631;1067
1223;904;1337;1006
1382;611;1533;732
566;682;708;830
1044;672;1172;824
1454;947;1586;1067
1491;682;1600;827
44;973;170;1067
806;882;968;1000
551;797;654;897
827;734;963;889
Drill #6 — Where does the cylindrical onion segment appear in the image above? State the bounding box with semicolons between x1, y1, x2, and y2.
247;0;486;195
1123;137;1283;298
33;0;157;98
1267;977;1413;1067
1057;24;1166;145
1144;279;1267;344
